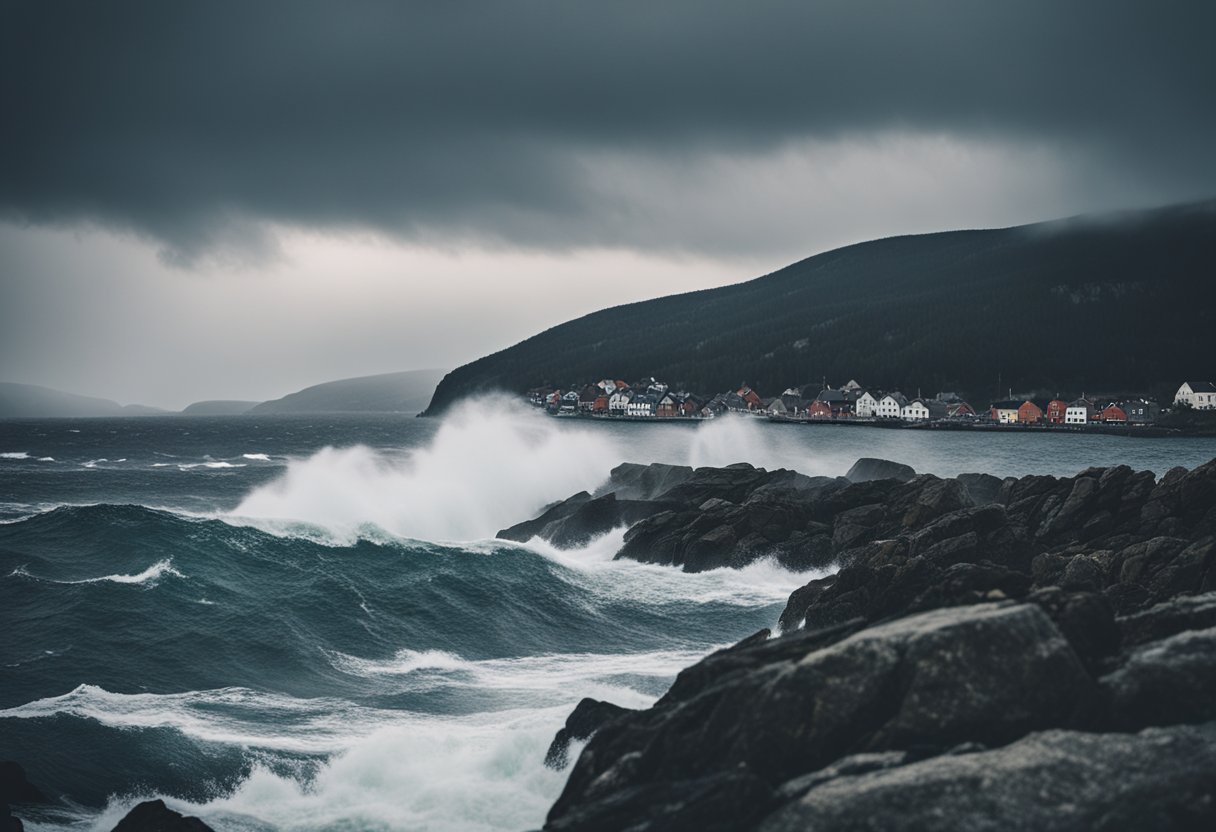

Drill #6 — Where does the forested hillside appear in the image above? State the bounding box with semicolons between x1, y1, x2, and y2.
425;200;1216;413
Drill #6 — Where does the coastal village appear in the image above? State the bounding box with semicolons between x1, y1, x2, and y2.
527;378;1216;428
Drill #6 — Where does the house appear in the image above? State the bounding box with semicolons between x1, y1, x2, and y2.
1124;399;1160;424
1045;399;1068;424
902;399;931;421
546;390;564;412
626;394;656;417
657;392;684;417
559;390;581;414
780;393;807;416
1065;398;1095;425
876;393;908;418
578;384;601;412
736;385;763;410
608;388;633;414
1175;381;1216;410
808;399;833;419
765;397;789;416
816;388;856;418
1100;402;1128;423
946;401;976;419
854;391;880;418
1017;400;1045;424
843;379;863;392
989;399;1022;424
593;395;609;413
680;394;704;416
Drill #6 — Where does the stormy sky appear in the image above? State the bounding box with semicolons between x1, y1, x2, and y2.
2;1;1214;408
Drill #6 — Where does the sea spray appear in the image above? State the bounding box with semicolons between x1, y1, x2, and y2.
230;396;621;541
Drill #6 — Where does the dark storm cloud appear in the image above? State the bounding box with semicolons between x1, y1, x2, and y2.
2;0;1214;262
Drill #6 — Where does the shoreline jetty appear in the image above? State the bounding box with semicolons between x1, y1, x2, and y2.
507;456;1216;831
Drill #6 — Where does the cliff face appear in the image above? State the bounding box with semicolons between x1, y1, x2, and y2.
527;457;1216;831
426;200;1216;414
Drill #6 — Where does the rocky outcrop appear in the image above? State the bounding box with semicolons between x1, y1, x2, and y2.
542;457;1216;831
0;763;45;832
760;723;1216;832
544;698;637;770
110;800;213;832
844;457;916;483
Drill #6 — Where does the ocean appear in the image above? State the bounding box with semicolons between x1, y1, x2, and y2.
3;398;1214;831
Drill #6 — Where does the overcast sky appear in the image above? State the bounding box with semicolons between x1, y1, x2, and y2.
2;1;1214;409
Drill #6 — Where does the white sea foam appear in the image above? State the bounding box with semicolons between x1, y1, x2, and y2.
242;453;272;461
38;456;55;462
179;461;246;470
120;715;573;832
224;397;850;544
1;451;30;459
11;559;183;586
520;527;833;607
4;676;655;831
229;396;620;541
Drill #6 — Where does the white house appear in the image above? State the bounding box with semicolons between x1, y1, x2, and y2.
901;399;931;421
876;392;907;419
1065;397;1094;425
1175;381;1216;410
608;389;633;414
626;395;656;417
854;391;879;417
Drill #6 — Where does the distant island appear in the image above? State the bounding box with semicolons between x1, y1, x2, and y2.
246;368;446;415
0;383;168;418
0;369;447;418
423;199;1216;416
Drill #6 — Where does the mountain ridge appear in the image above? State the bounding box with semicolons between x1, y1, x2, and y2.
424;199;1216;414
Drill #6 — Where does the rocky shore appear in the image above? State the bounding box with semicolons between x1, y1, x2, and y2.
508;456;1216;830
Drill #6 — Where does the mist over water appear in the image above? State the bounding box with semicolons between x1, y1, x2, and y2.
1;402;1212;830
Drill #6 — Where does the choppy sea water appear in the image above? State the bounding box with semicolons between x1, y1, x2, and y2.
2;399;1213;830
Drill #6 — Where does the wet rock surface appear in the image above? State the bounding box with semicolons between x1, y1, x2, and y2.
110;800;214;832
538;457;1216;831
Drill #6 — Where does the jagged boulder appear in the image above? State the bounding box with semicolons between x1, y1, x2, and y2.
110;800;213;832
547;603;1094;831
759;723;1216;832
544;698;636;770
844;457;916;483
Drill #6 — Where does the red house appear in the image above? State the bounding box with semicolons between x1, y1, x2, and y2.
1101;403;1128;423
1017;400;1044;424
1045;400;1068;424
737;385;763;410
593;396;609;413
808;400;833;419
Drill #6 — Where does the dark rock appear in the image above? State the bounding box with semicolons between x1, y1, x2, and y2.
595;462;695;501
546;603;1094;830
498;492;677;547
544;699;636;770
1102;627;1216;729
844;457;916;484
497;491;593;542
1027;588;1119;673
1117;591;1216;647
0;763;45;806
758;723;1216;832
956;471;1005;505
110;800;214;832
546;771;775;832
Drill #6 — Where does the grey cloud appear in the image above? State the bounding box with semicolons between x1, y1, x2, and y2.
2;0;1214;263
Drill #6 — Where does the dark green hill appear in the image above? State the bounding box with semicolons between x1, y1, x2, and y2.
425;200;1216;413
249;369;447;415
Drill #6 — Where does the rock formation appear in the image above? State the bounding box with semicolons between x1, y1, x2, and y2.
536;457;1216;831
